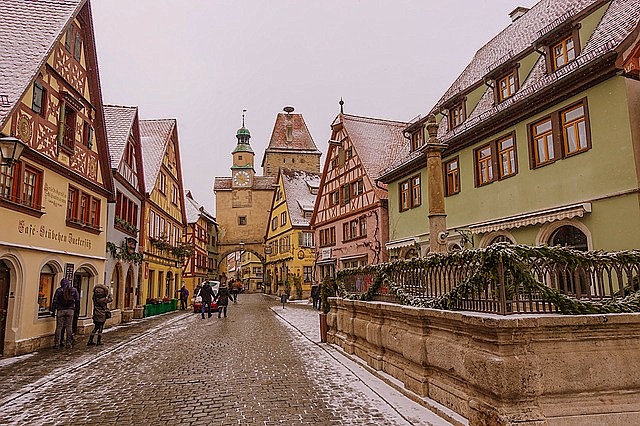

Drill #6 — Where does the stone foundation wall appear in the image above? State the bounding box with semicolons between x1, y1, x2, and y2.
326;298;640;425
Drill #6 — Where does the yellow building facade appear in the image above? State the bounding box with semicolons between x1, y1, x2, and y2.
0;1;114;355
139;120;187;304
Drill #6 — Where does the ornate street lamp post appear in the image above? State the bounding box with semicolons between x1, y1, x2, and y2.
0;135;27;166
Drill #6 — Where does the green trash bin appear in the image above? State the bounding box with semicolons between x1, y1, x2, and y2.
171;298;178;311
144;304;151;317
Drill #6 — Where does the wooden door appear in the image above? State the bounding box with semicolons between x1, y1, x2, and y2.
0;261;10;355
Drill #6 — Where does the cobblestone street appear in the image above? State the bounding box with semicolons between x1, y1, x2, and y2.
0;294;452;426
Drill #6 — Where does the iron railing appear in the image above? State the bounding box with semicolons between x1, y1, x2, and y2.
337;245;640;315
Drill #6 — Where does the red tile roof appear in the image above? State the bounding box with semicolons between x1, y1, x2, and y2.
261;112;321;167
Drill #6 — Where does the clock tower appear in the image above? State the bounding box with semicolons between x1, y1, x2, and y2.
231;111;255;188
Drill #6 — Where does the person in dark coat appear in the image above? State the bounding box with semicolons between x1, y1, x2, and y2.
178;284;189;310
51;278;80;349
311;285;320;310
215;283;230;318
87;283;113;346
200;281;215;319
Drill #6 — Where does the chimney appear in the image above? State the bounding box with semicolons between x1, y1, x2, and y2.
509;6;529;22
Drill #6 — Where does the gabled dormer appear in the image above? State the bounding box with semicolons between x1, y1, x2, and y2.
104;105;145;196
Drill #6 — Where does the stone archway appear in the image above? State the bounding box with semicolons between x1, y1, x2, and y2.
215;247;266;292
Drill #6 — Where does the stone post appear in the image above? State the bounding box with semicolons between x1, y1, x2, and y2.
424;115;448;254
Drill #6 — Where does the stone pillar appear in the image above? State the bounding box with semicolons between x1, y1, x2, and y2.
424;115;448;254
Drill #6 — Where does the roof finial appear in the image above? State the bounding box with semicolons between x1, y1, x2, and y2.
339;98;344;114
242;109;247;127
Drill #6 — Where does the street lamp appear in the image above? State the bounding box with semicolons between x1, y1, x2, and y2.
0;135;27;166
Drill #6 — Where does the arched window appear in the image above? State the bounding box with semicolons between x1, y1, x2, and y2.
489;235;512;245
38;263;56;317
549;225;588;251
449;244;462;252
548;225;589;296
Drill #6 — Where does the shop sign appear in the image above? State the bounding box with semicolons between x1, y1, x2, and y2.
320;247;331;260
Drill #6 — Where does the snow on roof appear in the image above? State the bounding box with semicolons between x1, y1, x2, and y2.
103;105;137;169
338;114;410;182
184;190;215;224
140;119;176;192
0;0;82;127
281;168;321;227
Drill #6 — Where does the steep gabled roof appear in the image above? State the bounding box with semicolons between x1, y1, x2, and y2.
104;105;137;169
434;0;640;143
335;114;409;181
281;168;321;227
184;190;215;225
0;0;83;127
261;112;321;167
140;119;176;192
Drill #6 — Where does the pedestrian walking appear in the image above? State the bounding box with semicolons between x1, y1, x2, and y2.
280;292;288;309
216;283;230;318
200;281;215;318
51;278;79;349
311;284;320;310
229;280;242;303
87;283;113;346
178;284;189;310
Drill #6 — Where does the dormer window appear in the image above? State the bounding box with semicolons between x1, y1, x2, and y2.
410;128;424;151
552;35;576;70
449;101;465;129
497;70;518;102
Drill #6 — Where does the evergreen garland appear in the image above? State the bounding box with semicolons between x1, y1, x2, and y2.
334;243;640;315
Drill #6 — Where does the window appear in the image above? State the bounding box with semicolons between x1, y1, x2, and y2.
67;186;78;220
65;25;82;61
331;158;339;169
61;105;77;152
20;166;38;209
330;190;339;206
449;101;465;128
529;99;590;168
319;227;336;247
38;264;56;318
299;231;314;247
552;35;576;70
411;176;421;207
82;121;94;148
341;184;350;205
562;104;589;155
0;162;43;212
351;179;364;197
0;164;17;203
123;142;135;167
444;157;460;196
476;145;494;185
474;133;518;186
531;118;555;166
497;71;517;102
32;81;46;117
399;174;421;211
360;217;367;237
497;136;517;178
280;211;287;226
67;185;101;231
158;173;166;194
399;181;410;211
410;129;424;151
345;147;353;159
303;266;313;282
171;185;179;205
271;217;277;231
238;216;247;226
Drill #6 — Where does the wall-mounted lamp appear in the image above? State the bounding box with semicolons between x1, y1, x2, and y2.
0;135;26;166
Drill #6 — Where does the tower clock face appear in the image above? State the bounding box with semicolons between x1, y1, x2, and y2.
233;170;251;187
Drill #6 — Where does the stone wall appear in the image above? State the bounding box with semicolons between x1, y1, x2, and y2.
327;298;640;425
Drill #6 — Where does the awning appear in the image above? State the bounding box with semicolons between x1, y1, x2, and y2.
469;203;592;234
386;237;418;250
339;254;368;261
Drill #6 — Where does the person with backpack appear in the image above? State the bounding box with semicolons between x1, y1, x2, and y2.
51;278;79;349
199;281;215;319
87;283;113;346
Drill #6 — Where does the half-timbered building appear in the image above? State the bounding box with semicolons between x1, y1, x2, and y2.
183;190;217;297
139;119;187;304
311;113;408;282
0;0;114;355
379;0;640;256
264;168;320;297
103;105;145;322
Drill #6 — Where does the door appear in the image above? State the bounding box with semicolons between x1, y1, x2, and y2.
125;267;134;309
0;260;10;355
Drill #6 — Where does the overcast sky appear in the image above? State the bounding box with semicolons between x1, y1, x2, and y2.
92;0;537;213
